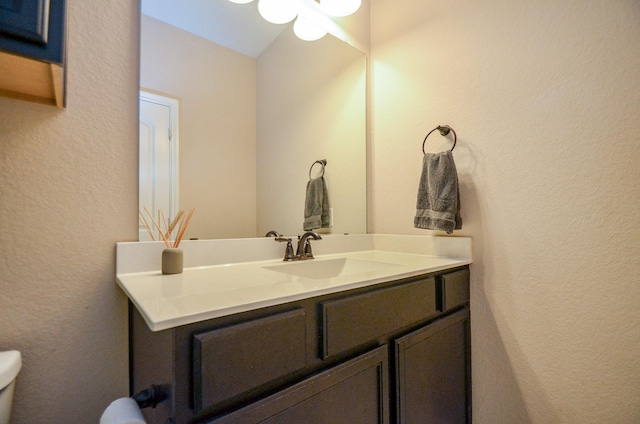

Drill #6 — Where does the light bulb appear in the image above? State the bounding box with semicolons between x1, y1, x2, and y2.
320;0;361;17
258;0;297;24
293;15;327;41
228;0;254;4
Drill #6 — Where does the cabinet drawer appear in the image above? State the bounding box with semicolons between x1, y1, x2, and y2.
437;268;470;312
193;309;307;413
321;278;436;358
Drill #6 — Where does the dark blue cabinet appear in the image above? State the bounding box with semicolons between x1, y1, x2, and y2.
0;0;65;64
0;0;66;106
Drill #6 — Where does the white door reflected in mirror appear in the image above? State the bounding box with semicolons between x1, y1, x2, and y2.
139;91;180;240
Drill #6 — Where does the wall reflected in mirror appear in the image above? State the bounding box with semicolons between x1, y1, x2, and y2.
139;0;367;240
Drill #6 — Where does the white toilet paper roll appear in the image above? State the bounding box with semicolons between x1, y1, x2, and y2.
100;397;147;424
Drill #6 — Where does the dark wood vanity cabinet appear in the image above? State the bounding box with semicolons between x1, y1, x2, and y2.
130;266;470;424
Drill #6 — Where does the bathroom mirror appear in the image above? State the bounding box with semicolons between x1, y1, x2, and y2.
139;0;367;240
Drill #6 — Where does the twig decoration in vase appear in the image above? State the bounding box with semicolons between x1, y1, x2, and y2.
139;208;196;274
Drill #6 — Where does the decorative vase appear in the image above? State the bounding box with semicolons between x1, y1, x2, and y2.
162;248;183;275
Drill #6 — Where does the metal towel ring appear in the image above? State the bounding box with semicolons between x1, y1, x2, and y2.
422;125;457;154
309;159;327;179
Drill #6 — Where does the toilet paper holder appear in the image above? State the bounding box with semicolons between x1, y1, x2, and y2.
132;384;170;409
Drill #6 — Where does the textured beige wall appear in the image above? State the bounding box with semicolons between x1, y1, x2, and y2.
2;0;639;422
0;1;139;423
256;28;367;237
371;0;640;422
141;16;257;240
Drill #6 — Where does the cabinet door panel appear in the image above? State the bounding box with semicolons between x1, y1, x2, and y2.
0;0;49;43
193;309;307;413
0;0;65;63
209;346;389;424
322;278;436;358
395;308;470;424
261;364;382;424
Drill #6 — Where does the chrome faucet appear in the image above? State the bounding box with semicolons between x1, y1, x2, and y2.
296;231;322;260
274;232;322;261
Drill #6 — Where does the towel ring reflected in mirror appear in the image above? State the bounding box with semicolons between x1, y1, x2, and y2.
422;125;457;154
309;159;327;179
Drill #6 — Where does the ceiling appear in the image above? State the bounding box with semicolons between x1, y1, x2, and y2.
141;0;289;58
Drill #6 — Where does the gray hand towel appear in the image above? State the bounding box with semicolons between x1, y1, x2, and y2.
414;151;462;234
304;176;330;231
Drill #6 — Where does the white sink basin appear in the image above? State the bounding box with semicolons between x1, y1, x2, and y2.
263;258;402;280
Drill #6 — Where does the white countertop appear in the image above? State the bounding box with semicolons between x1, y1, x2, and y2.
116;234;472;332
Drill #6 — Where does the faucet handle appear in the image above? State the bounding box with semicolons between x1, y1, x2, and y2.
296;232;322;259
274;237;295;261
303;239;314;258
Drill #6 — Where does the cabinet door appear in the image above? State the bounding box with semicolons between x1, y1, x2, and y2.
0;0;65;63
0;0;49;43
395;308;470;424
209;346;389;424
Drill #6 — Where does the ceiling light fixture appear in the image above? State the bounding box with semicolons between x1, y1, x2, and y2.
257;0;298;24
293;15;327;41
227;0;359;41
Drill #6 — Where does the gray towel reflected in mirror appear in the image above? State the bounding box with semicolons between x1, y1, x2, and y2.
304;177;330;231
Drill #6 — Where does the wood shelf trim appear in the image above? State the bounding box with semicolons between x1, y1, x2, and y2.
0;50;65;107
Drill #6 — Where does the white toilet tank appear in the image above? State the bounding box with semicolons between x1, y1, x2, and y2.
0;351;21;424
